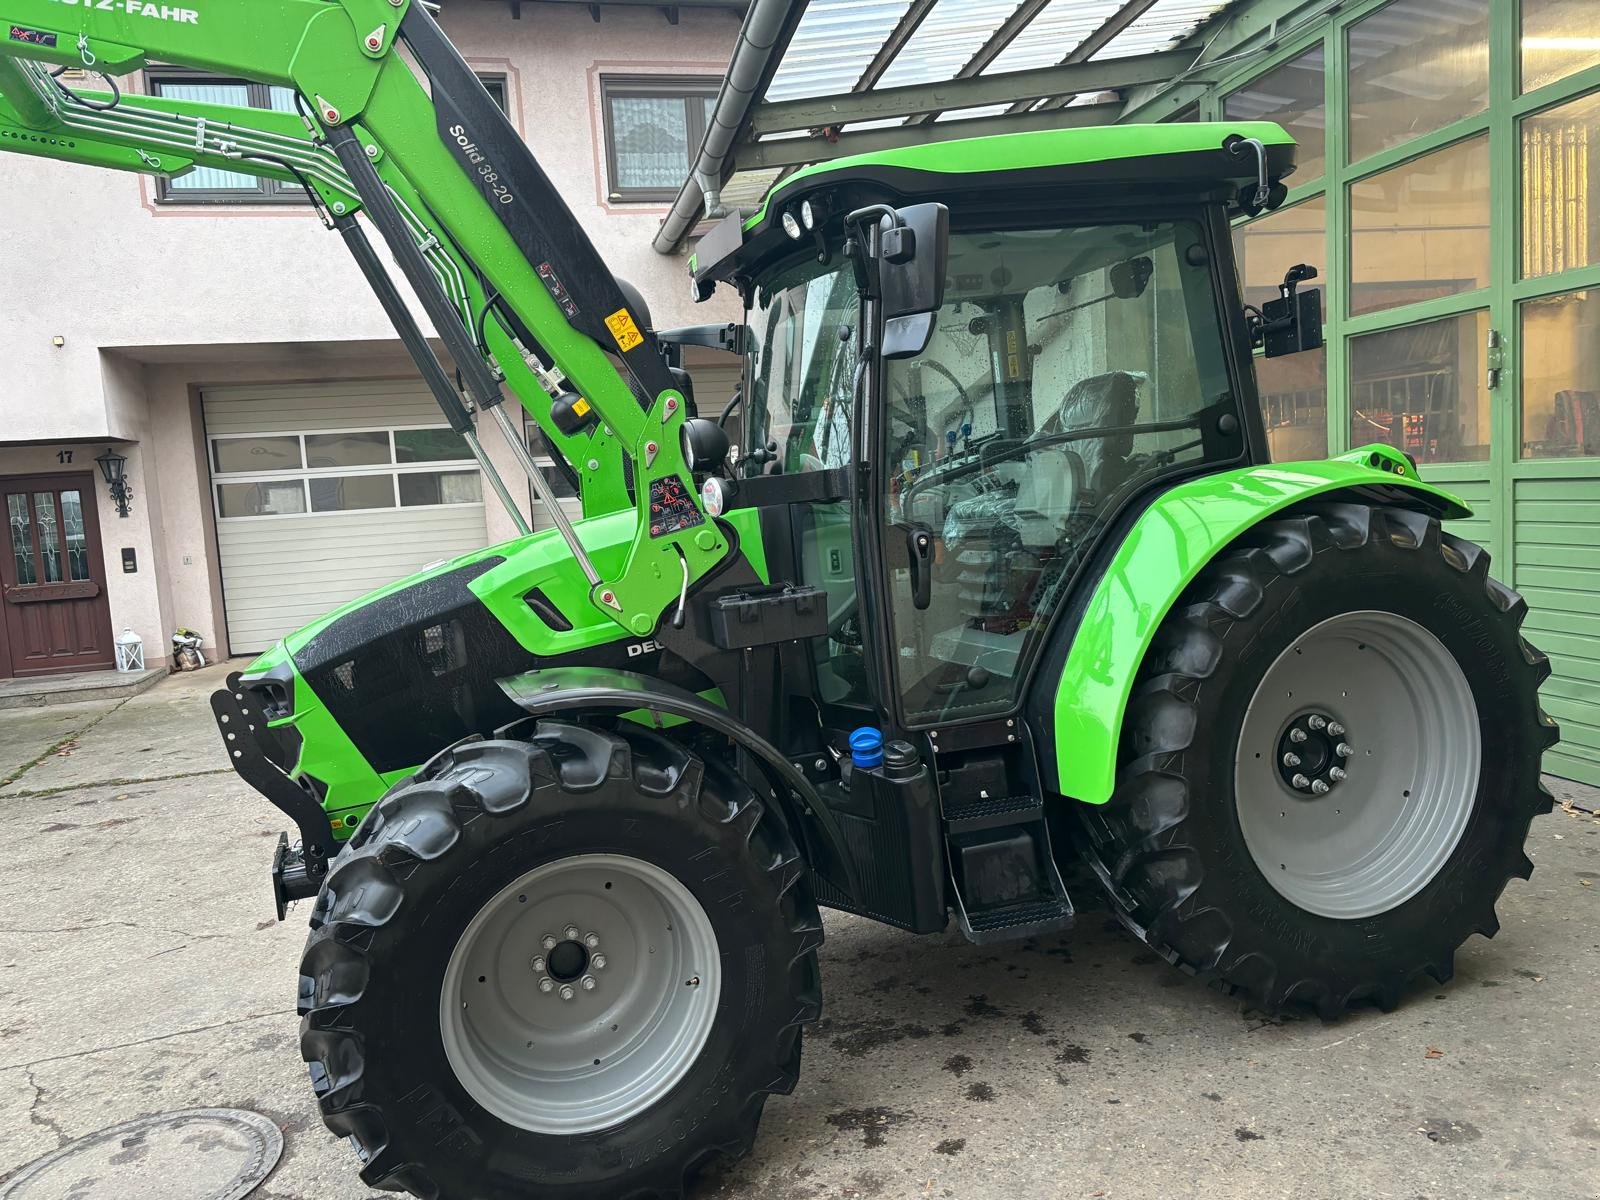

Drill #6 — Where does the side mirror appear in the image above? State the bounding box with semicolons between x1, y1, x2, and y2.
1254;263;1324;358
877;203;949;360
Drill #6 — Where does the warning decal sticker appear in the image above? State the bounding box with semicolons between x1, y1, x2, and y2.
536;262;579;319
648;476;704;538
605;308;645;353
9;26;57;46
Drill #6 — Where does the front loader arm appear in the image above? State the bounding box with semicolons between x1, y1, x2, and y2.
0;0;722;632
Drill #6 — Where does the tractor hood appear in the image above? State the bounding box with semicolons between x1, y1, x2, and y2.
234;511;661;822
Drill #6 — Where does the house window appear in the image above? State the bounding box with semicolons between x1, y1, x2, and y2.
478;73;509;113
148;73;306;204
150;71;510;204
600;75;718;202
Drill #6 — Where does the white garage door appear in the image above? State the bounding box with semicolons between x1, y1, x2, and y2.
204;380;489;654
691;362;741;423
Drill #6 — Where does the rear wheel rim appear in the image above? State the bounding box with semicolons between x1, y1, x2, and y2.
1233;610;1481;920
439;852;721;1135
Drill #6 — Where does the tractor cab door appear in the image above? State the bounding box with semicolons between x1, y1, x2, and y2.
741;255;875;721
869;217;1243;730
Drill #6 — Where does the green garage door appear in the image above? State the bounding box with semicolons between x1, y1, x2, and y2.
1219;0;1600;786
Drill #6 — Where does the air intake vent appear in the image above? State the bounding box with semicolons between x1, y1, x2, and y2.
525;588;574;632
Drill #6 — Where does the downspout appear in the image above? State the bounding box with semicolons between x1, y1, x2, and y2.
652;0;801;255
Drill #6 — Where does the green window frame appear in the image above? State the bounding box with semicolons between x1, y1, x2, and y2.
1183;0;1600;572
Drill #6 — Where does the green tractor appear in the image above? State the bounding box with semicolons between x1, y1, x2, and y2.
0;5;1556;1198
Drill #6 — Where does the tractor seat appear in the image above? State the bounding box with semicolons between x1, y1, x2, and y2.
1030;370;1142;500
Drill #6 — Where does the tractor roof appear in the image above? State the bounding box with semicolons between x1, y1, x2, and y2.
690;120;1296;289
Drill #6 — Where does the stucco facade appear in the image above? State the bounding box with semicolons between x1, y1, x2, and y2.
0;2;741;672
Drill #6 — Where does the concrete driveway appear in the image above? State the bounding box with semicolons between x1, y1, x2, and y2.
1;663;1597;1200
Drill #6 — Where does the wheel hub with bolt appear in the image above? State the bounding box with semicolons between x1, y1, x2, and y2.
1276;711;1353;795
1234;610;1481;921
531;926;605;999
439;853;721;1135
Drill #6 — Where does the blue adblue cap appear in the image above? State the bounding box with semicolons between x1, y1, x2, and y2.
849;726;885;769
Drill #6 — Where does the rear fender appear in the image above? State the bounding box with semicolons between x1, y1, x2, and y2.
1047;446;1469;805
497;666;863;903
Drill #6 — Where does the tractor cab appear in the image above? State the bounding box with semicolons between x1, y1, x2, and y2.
695;129;1310;726
677;122;1316;938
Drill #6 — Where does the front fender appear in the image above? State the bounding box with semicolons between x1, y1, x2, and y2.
497;665;863;903
1049;446;1468;805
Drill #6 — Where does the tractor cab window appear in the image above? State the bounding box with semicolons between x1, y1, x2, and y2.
745;258;868;709
884;220;1237;726
745;258;860;474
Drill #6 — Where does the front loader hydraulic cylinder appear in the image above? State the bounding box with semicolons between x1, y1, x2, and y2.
325;122;617;573
325;123;507;413
333;213;530;536
487;403;600;584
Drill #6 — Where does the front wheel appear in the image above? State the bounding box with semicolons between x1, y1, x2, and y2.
1083;502;1558;1017
298;722;823;1199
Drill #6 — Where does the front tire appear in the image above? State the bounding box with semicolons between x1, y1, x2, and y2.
1082;502;1558;1017
298;721;823;1199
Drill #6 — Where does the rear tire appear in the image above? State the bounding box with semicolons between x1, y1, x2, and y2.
1081;502;1558;1017
298;721;823;1199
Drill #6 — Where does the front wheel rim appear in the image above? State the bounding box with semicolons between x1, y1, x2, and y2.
1234;610;1481;920
439;852;722;1135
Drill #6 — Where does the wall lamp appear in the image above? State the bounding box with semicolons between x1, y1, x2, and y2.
95;448;133;519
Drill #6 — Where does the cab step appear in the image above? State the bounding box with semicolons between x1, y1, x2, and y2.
962;896;1075;938
944;801;1073;945
943;793;1043;834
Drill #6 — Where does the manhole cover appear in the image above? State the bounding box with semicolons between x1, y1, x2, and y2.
0;1108;283;1200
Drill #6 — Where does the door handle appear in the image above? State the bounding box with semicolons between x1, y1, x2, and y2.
906;525;934;610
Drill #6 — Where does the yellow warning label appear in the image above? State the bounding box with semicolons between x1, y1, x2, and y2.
1006;330;1018;355
1006;353;1021;379
572;397;592;418
605;307;645;353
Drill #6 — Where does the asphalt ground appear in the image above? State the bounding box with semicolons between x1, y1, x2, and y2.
1;663;1596;1200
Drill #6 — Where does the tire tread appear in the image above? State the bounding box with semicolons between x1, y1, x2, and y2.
1087;503;1556;1017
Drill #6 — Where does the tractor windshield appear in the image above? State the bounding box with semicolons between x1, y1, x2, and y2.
885;218;1239;725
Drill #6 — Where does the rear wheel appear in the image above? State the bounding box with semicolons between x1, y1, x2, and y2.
1083;502;1558;1017
298;721;822;1199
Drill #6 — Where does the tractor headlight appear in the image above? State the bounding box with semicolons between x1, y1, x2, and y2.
680;418;730;474
781;209;803;240
800;199;817;231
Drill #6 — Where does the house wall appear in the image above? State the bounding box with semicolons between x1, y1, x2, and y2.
0;3;740;441
0;3;741;675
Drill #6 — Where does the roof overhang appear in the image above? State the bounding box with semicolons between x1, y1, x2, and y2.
654;0;1330;255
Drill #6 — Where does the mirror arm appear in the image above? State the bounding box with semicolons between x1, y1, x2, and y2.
656;322;747;355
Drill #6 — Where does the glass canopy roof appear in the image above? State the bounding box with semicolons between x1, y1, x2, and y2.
657;0;1243;252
